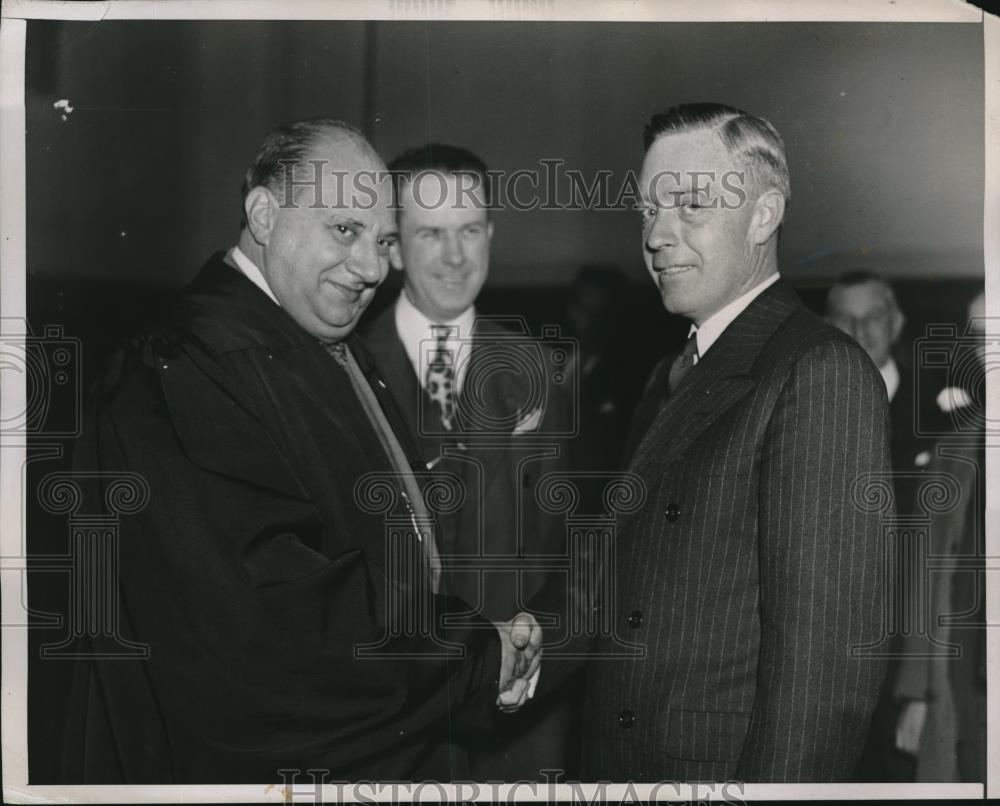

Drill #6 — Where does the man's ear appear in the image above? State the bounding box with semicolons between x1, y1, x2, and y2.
486;220;495;242
750;188;785;245
389;241;404;271
244;186;277;246
891;307;906;342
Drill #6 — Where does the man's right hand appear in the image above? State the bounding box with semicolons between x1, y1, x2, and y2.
494;612;542;713
895;700;928;756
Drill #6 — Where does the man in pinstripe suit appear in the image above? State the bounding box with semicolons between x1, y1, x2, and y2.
576;104;893;782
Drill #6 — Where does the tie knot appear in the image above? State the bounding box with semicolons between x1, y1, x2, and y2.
324;341;348;365
431;325;454;345
681;332;699;367
667;332;699;393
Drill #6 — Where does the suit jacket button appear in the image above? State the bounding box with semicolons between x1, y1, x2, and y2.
665;503;681;521
627;610;643;628
618;709;636;728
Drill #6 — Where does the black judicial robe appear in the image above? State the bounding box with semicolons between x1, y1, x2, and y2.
58;254;502;783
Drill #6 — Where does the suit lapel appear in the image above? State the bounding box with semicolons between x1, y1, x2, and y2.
454;320;527;433
629;280;802;477
629;365;756;478
358;304;427;450
462;338;525;425
453;334;518;487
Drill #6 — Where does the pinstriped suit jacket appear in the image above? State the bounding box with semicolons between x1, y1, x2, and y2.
580;280;892;783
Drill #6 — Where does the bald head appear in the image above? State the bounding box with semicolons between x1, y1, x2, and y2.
240;118;383;228
238;119;397;343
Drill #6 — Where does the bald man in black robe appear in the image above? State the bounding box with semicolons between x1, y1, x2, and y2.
57;119;540;784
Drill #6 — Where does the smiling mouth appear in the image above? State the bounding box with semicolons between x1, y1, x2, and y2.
437;276;467;288
655;265;697;278
328;282;365;302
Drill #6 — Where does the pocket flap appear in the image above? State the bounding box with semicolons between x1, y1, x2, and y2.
666;709;751;763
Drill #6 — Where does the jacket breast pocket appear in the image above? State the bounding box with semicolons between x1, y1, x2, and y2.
701;450;755;479
665;709;751;763
242;520;334;588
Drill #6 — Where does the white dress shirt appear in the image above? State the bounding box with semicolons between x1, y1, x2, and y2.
229;246;281;307
394;292;476;393
688;272;781;363
879;358;900;403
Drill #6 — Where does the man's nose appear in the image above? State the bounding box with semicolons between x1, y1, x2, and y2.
645;208;679;251
348;240;384;284
441;232;465;267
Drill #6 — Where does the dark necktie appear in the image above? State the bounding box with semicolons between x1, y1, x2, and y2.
668;332;700;393
425;325;456;430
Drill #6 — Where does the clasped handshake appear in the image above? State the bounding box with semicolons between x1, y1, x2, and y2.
493;612;542;713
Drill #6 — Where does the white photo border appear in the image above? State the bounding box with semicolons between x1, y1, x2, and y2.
1;0;995;802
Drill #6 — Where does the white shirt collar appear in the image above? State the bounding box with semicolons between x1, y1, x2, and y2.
394;291;476;391
688;272;781;362
880;357;900;402
229;245;281;307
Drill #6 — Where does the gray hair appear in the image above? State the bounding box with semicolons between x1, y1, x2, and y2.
643;102;791;206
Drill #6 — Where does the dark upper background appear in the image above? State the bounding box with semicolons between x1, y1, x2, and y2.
21;19;986;782
24;19;985;376
25;19;985;284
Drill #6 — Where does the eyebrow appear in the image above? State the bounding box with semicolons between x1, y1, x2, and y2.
324;212;367;228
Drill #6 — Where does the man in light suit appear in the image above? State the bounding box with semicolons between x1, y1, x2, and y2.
358;144;573;779
577;103;893;782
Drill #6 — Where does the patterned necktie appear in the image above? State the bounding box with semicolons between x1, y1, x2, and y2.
668;331;699;393
425;325;456;430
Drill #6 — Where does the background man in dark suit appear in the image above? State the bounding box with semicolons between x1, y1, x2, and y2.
59;120;541;783
578;103;892;782
359;144;573;779
826;271;942;489
892;289;986;783
825;270;939;781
